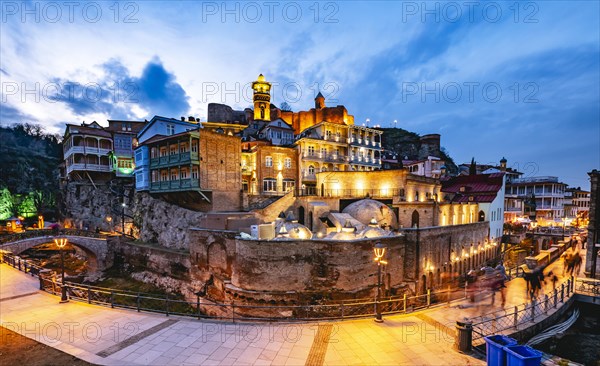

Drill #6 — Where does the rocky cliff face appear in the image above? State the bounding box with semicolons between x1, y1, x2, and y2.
131;192;206;250
63;181;120;231
64;181;206;250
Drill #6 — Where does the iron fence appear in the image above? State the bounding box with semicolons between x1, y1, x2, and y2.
2;252;469;322
468;277;578;346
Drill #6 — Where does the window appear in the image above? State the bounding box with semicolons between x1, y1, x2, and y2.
180;168;189;179
160;147;168;157
151;171;159;182
320;147;326;157
308;165;315;175
321;166;327;172
283;179;295;192
265;156;273;167
170;168;178;181
167;124;175;135
263;178;277;192
180;142;189;153
192;166;199;179
136;172;144;182
161;170;168;181
135;150;143;163
308;146;315;156
191;141;198;153
284;158;292;169
170;145;177;155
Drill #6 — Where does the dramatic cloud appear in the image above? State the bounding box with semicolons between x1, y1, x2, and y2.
48;58;190;120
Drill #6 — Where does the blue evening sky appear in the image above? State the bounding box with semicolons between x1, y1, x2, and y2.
1;1;598;187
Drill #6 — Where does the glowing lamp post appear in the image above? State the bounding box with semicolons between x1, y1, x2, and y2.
54;237;69;303
373;242;388;323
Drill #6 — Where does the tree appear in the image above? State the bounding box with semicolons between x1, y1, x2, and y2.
469;157;477;175
280;102;292;112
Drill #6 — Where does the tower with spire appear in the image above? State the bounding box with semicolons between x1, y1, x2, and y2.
315;91;325;109
251;74;271;121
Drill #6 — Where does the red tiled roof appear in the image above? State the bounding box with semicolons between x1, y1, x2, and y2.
441;173;504;203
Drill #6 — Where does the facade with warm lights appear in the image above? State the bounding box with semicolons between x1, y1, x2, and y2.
506;176;567;225
63;122;114;180
105;120;146;177
241;144;297;196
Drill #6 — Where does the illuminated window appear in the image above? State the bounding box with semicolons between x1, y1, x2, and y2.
265;156;273;167
170;145;177;155
180;142;189;153
283;179;295;192
192;166;198;179
284;158;292;169
160;147;168;157
170;168;178;181
308;146;315;156
308;165;315;175
263;178;277;192
191;141;198;153
161;170;168;181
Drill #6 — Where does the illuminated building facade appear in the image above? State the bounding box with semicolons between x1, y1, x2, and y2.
506;176;567;225
63;122;114;180
105;120;146;177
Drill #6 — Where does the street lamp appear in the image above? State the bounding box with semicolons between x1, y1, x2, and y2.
121;202;126;234
373;242;388;323
54;237;69;303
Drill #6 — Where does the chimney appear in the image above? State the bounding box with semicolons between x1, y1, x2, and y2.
181;117;185;121
188;116;195;122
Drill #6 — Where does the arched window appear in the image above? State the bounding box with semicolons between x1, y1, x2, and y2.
308;165;315;175
411;210;420;228
478;210;486;222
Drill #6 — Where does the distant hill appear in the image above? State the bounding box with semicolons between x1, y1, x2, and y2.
0;124;62;220
379;127;458;174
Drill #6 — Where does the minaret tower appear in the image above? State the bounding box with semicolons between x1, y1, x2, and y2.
252;74;272;121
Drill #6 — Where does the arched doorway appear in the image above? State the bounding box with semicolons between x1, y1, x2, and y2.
478;210;486;222
298;206;305;225
411;210;420;228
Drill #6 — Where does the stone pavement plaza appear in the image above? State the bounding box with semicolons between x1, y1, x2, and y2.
0;264;486;366
1;247;581;366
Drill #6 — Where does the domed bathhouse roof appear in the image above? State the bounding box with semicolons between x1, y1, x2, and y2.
358;218;394;239
273;211;313;240
342;199;398;229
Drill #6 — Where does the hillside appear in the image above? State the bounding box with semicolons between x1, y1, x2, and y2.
0;124;62;220
380;127;458;174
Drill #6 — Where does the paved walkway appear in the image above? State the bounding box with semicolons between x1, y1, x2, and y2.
0;248;583;366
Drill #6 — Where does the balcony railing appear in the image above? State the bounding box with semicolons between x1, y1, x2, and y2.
298;188;401;198
64;146;112;157
302;173;317;181
150;152;198;168
349;138;381;148
150;178;200;192
349;157;381;165
301;150;349;163
66;163;111;174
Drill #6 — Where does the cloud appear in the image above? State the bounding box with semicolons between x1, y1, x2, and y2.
0;103;37;125
47;58;190;120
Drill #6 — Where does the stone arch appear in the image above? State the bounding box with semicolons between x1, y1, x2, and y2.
1;235;107;270
411;210;420;228
207;242;228;276
478;210;486;222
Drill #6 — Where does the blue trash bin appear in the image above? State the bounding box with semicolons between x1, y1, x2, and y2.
484;335;518;366
504;345;543;366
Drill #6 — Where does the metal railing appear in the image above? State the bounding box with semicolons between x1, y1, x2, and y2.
0;229;107;245
468;277;578;346
2;252;469;322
